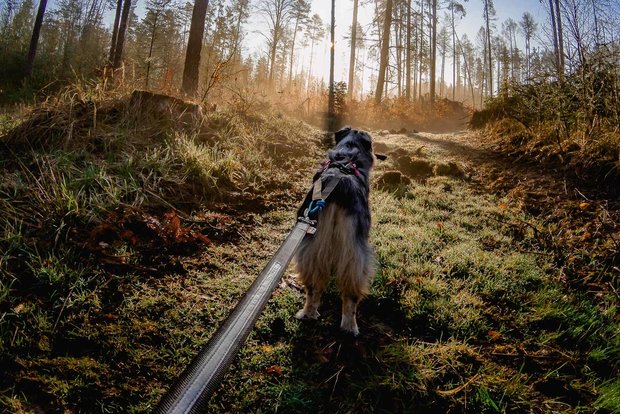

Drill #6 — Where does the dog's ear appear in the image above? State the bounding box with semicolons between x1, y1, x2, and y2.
334;126;352;143
358;131;373;152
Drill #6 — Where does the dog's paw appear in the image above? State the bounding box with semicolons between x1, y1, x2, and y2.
295;309;319;320
340;319;360;336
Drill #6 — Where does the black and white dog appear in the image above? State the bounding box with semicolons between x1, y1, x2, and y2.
295;126;376;336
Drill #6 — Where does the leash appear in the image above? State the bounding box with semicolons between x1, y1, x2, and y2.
154;160;358;414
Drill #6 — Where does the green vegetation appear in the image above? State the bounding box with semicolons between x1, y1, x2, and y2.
0;88;618;412
206;145;618;412
470;52;620;187
0;86;321;412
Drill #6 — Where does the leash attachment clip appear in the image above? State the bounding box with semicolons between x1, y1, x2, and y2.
297;216;317;234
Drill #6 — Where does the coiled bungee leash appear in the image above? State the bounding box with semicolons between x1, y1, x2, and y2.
154;160;358;414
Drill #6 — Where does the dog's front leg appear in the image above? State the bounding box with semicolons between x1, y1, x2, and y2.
340;295;360;336
295;285;323;320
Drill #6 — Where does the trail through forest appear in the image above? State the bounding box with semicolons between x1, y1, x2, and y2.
202;128;619;413
1;109;617;412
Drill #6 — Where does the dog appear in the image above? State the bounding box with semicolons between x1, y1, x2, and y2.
294;126;377;336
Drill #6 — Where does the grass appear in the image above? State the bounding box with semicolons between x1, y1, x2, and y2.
0;84;322;412
0;85;617;412
203;144;618;413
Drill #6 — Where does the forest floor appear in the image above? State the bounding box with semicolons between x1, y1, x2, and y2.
0;95;618;413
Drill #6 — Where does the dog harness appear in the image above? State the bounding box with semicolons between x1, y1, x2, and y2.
304;160;360;220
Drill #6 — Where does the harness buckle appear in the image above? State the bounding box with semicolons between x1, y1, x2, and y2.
297;216;317;234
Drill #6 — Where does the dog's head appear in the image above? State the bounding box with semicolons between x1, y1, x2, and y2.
328;126;376;171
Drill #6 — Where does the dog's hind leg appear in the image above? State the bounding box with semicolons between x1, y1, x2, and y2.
295;284;324;320
337;242;375;336
340;294;360;335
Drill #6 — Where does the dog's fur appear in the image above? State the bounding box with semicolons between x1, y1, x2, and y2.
295;126;376;335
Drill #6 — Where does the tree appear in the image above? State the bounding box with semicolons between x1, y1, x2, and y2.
304;13;324;91
439;24;449;97
546;0;564;76
143;0;172;88
328;0;335;129
257;0;294;83
288;0;310;85
404;0;411;99
502;17;518;81
447;0;467;100
430;0;437;102
553;0;565;74
181;0;209;96
108;0;123;64
347;0;359;99
457;32;476;105
375;0;393;104
482;0;495;97
112;0;132;69
520;12;536;82
24;0;47;78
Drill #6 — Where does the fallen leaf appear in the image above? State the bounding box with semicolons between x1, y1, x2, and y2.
578;202;590;210
120;229;139;246
488;330;502;341
163;211;182;241
266;365;283;376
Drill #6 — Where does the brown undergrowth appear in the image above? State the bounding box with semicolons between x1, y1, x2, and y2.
0;83;322;412
0;84;618;412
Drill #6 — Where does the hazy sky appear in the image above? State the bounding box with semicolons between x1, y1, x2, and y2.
244;0;549;93
95;0;551;94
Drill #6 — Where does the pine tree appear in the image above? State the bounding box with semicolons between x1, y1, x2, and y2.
348;0;359;99
181;0;209;96
375;0;393;104
24;0;48;78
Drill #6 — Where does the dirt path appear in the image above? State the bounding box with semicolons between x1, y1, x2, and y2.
376;128;619;294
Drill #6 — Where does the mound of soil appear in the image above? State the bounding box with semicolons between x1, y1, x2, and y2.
433;161;465;177
373;142;390;153
396;156;434;178
376;170;412;191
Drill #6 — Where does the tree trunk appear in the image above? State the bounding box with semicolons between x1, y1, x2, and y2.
553;0;564;74
328;0;335;128
429;0;437;103
145;12;159;89
307;38;315;92
288;18;300;85
268;35;278;82
112;0;132;70
24;0;48;79
395;4;402;97
418;0;424;101
451;2;455;100
327;0;336;120
440;36;445;97
108;0;122;64
548;0;560;75
405;0;411;100
374;0;392;105
484;0;493;98
348;0;358;99
456;33;475;107
181;0;209;97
